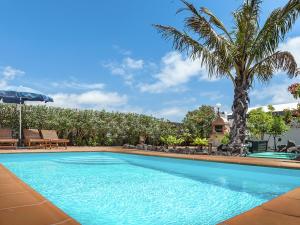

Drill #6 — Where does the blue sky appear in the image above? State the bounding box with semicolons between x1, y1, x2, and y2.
0;0;299;121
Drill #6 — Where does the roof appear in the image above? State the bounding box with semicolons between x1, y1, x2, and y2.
248;102;298;112
227;102;299;119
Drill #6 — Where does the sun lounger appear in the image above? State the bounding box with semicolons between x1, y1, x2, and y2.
23;129;48;149
40;130;69;149
0;129;18;149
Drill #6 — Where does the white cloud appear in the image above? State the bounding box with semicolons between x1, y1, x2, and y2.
250;79;300;105
163;97;197;106
124;57;144;69
200;91;224;101
49;90;128;109
110;67;126;76
51;81;105;90
112;45;132;56
139;51;214;93
158;107;186;117
145;107;187;122
0;80;7;89
2;66;25;80
103;57;144;85
0;66;25;89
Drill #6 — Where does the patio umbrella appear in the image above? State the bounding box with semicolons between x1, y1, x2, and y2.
0;90;54;143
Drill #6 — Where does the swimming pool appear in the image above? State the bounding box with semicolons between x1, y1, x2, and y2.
248;152;300;160
0;152;300;225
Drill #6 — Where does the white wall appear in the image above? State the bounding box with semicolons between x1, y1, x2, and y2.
264;126;300;148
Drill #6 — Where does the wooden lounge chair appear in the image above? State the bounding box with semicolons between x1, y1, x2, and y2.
23;129;48;149
0;129;18;149
40;130;69;149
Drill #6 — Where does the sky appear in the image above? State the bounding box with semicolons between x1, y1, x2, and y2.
0;0;300;122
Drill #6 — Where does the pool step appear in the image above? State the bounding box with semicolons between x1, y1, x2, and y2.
53;156;127;165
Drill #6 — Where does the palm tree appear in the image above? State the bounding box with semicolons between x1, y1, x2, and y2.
154;0;300;154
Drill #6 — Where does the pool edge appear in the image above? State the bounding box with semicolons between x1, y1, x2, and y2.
218;187;300;225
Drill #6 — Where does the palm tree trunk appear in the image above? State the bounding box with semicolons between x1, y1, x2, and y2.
229;79;250;155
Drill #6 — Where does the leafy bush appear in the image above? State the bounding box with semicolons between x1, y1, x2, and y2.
0;104;179;146
160;135;185;147
221;133;230;145
192;137;209;146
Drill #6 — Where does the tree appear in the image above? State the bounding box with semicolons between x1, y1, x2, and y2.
154;0;300;153
267;116;289;150
247;108;272;140
183;105;216;138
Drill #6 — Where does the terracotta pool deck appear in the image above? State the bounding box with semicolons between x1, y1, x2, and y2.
0;146;300;225
0;164;80;225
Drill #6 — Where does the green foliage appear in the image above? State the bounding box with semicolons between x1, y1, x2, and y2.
268;115;289;150
283;109;295;124
268;116;289;137
183;105;216;138
248;105;289;150
0;104;179;146
160;135;185;147
221;133;230;145
192;137;209;146
247;108;273;140
180;130;193;145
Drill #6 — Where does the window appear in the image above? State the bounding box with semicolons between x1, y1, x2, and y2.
215;125;223;133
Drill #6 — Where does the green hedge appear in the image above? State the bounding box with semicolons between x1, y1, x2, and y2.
0;104;179;146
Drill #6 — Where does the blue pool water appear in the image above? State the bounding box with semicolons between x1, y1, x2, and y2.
1;152;300;225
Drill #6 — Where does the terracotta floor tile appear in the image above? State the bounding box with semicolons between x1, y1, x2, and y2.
0;192;44;210
261;196;300;217
0;183;25;194
0;177;15;185
0;201;79;225
284;188;300;200
219;207;300;225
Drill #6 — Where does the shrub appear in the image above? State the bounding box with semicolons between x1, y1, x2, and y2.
221;133;230;145
192;137;209;146
0;104;179;146
160;135;185;147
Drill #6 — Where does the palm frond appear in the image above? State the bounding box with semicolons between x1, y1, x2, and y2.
153;24;233;77
250;51;298;82
176;0;200;16
233;0;262;61
200;7;233;42
253;0;300;61
176;0;231;54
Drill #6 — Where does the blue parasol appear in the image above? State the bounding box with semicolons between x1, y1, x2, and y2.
0;90;54;143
